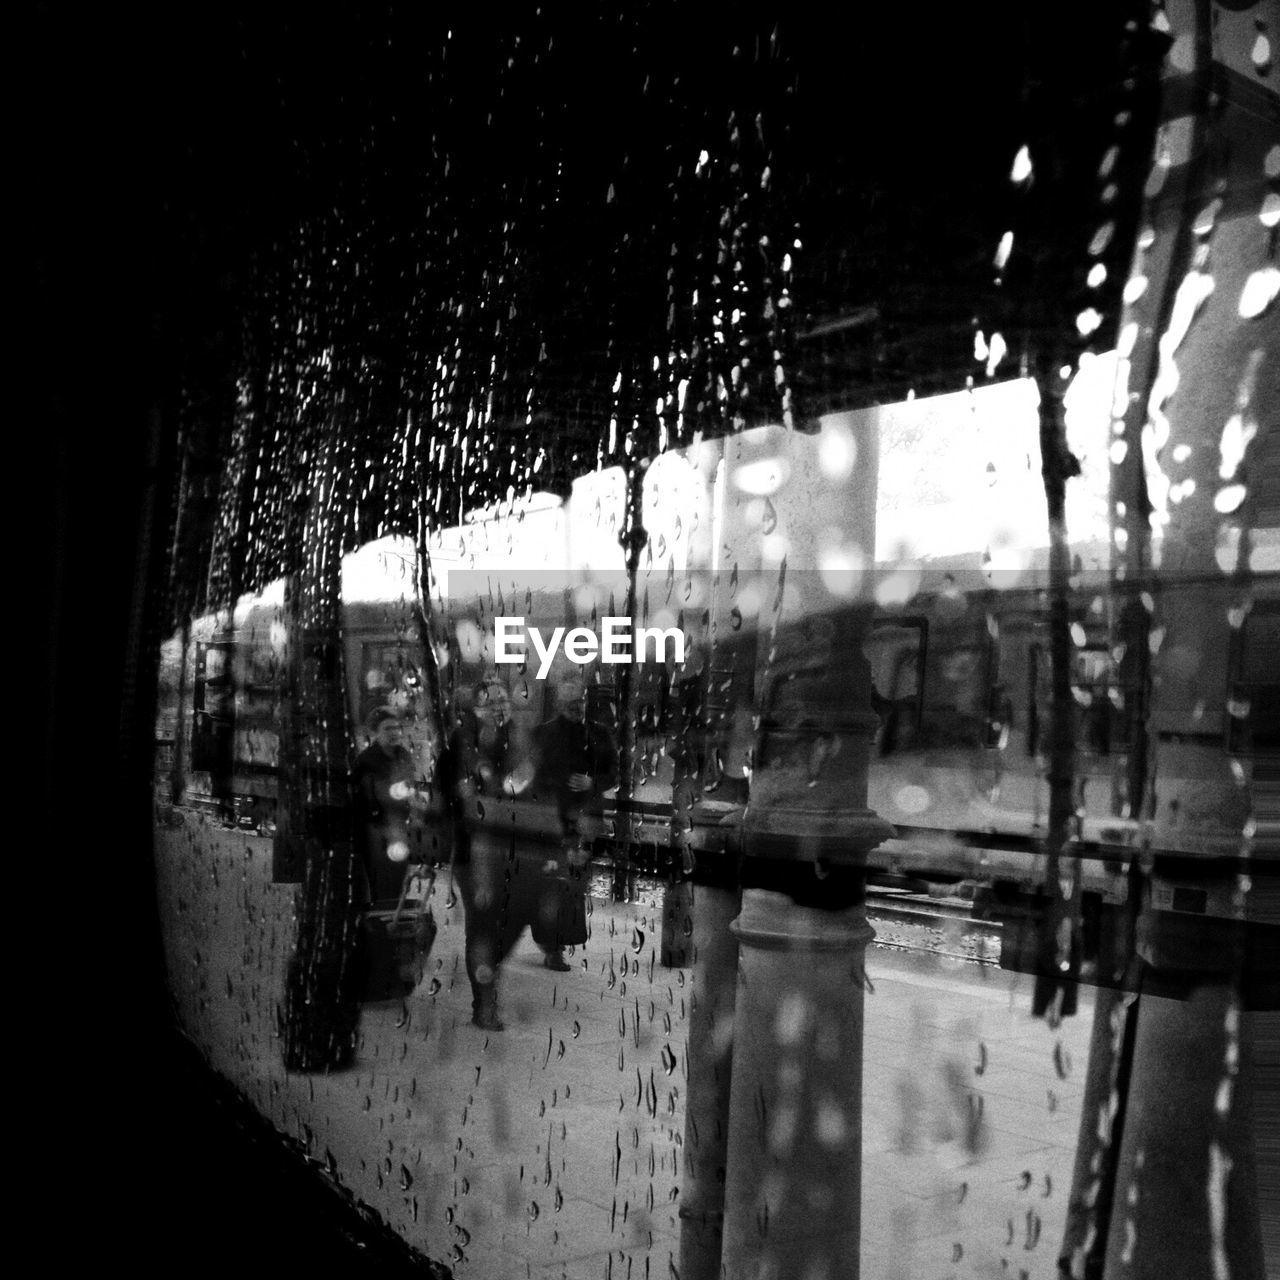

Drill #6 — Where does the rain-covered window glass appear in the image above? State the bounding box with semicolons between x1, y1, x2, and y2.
136;4;1278;1278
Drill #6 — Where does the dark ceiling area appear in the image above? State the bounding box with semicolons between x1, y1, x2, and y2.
104;3;1160;616
130;1;1158;422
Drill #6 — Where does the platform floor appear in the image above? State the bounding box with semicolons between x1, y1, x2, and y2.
155;820;1095;1278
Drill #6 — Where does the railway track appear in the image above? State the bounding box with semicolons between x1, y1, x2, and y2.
865;889;1002;966
587;867;1003;967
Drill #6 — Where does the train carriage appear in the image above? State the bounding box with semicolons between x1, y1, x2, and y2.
156;375;1277;963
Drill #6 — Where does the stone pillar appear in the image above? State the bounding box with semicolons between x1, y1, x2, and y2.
720;872;878;1280
1058;982;1138;1279
1098;900;1265;1279
280;528;361;1072
674;633;748;1278
706;410;888;1276
678;878;743;1280
1101;973;1264;1279
718;601;893;1280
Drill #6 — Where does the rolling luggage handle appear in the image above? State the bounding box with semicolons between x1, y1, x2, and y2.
392;862;437;926
361;863;439;1002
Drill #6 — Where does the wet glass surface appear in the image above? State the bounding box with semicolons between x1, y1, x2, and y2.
140;3;1277;1277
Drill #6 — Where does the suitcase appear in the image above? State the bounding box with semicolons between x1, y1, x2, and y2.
530;859;590;951
360;866;438;1002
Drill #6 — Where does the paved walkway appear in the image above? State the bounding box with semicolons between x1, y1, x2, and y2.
155;817;1094;1278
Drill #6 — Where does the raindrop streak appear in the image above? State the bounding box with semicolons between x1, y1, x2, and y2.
1024;1209;1042;1250
1053;1041;1071;1080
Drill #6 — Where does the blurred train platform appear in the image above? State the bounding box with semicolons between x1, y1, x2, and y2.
155;817;1095;1279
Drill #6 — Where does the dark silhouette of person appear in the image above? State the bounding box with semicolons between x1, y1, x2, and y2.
528;677;618;970
350;705;423;903
443;678;520;1030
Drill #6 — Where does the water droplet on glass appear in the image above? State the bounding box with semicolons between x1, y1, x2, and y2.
1193;197;1222;238
1238;267;1278;319
1214;484;1247;514
1053;1041;1071;1080
1252;32;1272;74
1076;308;1103;337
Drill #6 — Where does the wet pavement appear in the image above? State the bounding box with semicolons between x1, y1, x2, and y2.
155;816;1094;1279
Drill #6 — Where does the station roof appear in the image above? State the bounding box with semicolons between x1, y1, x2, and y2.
147;2;1160;623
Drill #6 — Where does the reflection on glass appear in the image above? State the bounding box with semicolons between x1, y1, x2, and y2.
145;6;1277;1278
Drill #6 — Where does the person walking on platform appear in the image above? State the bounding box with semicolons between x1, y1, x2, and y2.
350;705;426;903
528;677;618;971
444;678;520;1030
